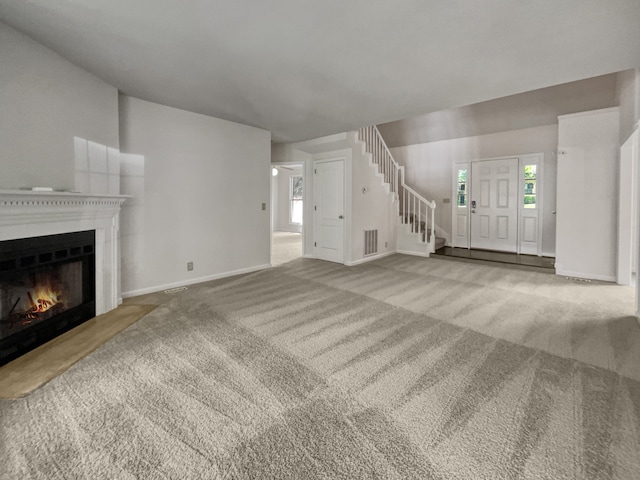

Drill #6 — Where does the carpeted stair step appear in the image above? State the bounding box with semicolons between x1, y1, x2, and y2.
401;214;445;249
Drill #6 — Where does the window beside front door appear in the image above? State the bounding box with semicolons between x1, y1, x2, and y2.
524;164;537;208
457;169;468;207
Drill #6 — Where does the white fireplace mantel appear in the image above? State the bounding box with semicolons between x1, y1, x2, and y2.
0;190;129;315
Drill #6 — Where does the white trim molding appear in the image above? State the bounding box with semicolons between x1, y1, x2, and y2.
344;250;395;266
396;249;429;258
122;263;271;298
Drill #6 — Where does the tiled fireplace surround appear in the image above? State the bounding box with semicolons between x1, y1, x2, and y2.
0;190;127;316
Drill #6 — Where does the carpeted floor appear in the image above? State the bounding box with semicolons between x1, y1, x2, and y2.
1;255;639;479
271;231;302;266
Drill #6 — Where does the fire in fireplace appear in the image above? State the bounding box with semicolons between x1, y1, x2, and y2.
0;231;95;365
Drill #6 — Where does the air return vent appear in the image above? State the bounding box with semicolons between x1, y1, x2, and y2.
364;229;378;256
164;286;188;294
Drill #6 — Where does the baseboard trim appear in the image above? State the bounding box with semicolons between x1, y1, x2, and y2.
555;269;616;283
344;250;396;266
122;263;271;298
396;249;429;258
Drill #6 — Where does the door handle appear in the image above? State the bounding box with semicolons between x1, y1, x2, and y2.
338;215;344;219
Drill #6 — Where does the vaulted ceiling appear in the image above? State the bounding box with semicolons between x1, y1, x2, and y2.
1;0;639;143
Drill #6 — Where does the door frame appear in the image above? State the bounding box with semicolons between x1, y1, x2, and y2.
618;129;639;286
312;156;347;264
451;153;544;255
270;162;305;263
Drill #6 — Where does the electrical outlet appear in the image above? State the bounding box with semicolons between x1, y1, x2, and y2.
261;203;266;210
385;241;388;248
187;261;193;271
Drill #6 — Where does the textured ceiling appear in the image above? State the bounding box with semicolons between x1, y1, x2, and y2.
0;0;639;142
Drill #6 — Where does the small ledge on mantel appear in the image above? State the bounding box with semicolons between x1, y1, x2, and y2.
0;189;131;207
0;189;131;199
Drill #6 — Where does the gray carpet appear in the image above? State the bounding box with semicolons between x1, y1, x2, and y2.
1;255;640;479
271;231;302;266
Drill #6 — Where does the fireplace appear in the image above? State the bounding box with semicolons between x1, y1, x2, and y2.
0;231;96;365
0;190;126;364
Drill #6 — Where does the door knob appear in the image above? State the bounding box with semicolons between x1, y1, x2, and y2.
338;215;344;219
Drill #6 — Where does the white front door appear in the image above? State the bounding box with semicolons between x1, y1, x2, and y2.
313;159;345;263
470;158;518;252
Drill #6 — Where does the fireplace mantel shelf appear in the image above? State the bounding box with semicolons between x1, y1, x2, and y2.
0;189;130;206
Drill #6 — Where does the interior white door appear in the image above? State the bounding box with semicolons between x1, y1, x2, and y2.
470;158;518;252
313;159;344;263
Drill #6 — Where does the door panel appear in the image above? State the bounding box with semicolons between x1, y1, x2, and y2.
480;180;490;207
497;179;509;207
479;215;490;238
456;214;467;237
523;216;537;243
497;216;508;239
313;159;344;263
471;158;518;252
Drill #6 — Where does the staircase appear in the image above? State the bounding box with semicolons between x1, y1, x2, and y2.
357;126;445;256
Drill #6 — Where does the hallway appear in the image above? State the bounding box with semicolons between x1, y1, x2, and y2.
271;231;302;266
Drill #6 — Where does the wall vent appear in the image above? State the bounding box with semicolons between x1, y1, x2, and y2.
164;286;188;294
364;229;378;256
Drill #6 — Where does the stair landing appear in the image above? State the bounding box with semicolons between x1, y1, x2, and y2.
432;246;555;272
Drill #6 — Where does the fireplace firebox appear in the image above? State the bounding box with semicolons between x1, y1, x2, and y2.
0;231;95;365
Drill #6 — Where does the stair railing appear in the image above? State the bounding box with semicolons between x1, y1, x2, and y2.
358;126;437;253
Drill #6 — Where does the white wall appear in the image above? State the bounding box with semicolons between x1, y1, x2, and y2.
0;22;118;190
617;69;640;144
272;165;303;233
391;125;558;255
556;107;620;281
119;96;271;296
379;73;618;148
350;141;397;263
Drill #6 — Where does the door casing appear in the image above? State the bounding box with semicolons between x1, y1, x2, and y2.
452;154;544;255
313;158;345;263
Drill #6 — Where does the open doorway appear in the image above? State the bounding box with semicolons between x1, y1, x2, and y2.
271;163;304;266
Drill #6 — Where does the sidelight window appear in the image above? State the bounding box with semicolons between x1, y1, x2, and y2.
523;165;536;208
456;169;468;207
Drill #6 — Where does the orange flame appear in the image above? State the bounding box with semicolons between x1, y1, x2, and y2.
28;285;64;313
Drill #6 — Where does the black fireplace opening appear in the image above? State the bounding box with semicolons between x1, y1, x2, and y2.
0;231;95;366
